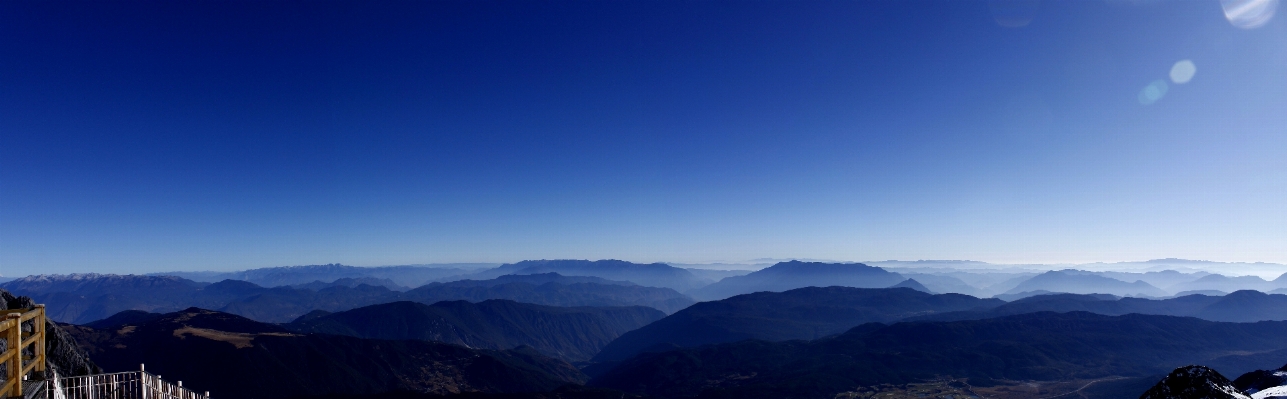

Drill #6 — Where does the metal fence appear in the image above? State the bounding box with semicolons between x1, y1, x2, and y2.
49;368;209;399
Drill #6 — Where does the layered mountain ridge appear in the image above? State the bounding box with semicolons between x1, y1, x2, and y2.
2;272;693;323
284;300;664;362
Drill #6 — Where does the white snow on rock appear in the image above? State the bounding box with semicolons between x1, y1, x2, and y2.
1253;386;1287;399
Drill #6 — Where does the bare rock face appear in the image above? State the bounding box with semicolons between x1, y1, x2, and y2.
1141;365;1250;399
1;289;102;378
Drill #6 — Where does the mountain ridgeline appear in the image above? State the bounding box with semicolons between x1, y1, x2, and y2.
592;286;1001;362
688;261;908;300
284;300;664;362
460;260;712;292
909;290;1287;323
154;263;499;288
1;272;694;323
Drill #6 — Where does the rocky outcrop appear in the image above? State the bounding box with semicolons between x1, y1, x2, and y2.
1;289;102;378
1141;365;1250;399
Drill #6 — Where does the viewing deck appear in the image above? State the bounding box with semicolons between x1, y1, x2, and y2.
2;305;208;399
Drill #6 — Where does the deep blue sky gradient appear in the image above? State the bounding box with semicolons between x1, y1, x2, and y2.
2;0;1285;273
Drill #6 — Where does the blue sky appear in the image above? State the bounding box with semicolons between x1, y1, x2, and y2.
2;0;1285;274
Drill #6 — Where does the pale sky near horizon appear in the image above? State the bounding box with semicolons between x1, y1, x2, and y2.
3;0;1285;275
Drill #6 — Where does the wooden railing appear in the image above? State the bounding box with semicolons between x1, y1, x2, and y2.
1;305;208;399
1;305;46;399
50;367;210;399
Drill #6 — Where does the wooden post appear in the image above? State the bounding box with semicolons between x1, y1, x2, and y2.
7;313;21;399
34;305;45;376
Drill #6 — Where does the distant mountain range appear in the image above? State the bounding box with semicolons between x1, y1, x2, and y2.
911;290;1287;323
592;286;1001;363
2;272;694;323
406;273;694;314
64;308;588;399
284;300;664;362
19;258;1287;304
155;263;498;288
687;261;908;300
1002;270;1170;297
461;260;711;293
590;312;1287;399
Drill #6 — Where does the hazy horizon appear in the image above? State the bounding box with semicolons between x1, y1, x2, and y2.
8;257;1287;280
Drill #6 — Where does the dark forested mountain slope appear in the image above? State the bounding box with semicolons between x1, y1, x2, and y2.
591;312;1287;399
592;286;1001;362
66;308;587;399
463;260;708;293
688;261;907;301
286;300;664;362
215;283;405;322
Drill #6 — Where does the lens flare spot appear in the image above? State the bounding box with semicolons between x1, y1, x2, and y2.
988;0;1041;28
1170;60;1196;84
1220;0;1279;29
1137;80;1169;105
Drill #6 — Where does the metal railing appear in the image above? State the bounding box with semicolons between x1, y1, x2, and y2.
1;305;47;399
0;303;209;399
49;366;209;399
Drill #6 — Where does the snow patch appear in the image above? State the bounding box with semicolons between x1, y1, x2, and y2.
1253;386;1287;399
